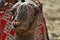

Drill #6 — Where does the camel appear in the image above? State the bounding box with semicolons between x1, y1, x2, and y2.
11;0;45;40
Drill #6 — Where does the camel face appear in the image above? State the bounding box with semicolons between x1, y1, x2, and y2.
13;4;35;34
12;2;42;40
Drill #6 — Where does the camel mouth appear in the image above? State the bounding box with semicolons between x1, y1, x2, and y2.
13;20;21;29
13;21;31;33
14;25;19;28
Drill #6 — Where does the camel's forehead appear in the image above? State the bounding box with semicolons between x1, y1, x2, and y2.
17;3;29;13
15;3;35;22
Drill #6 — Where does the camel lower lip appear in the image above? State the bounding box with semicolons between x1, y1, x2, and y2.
14;26;20;30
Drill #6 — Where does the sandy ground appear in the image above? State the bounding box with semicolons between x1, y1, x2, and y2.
40;0;60;40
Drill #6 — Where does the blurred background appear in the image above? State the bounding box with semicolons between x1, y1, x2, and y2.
40;0;60;40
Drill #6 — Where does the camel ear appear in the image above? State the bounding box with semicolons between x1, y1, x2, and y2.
33;4;43;26
34;13;40;26
33;6;39;16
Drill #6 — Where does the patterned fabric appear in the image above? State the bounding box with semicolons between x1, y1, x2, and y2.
0;11;4;40
0;11;15;40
